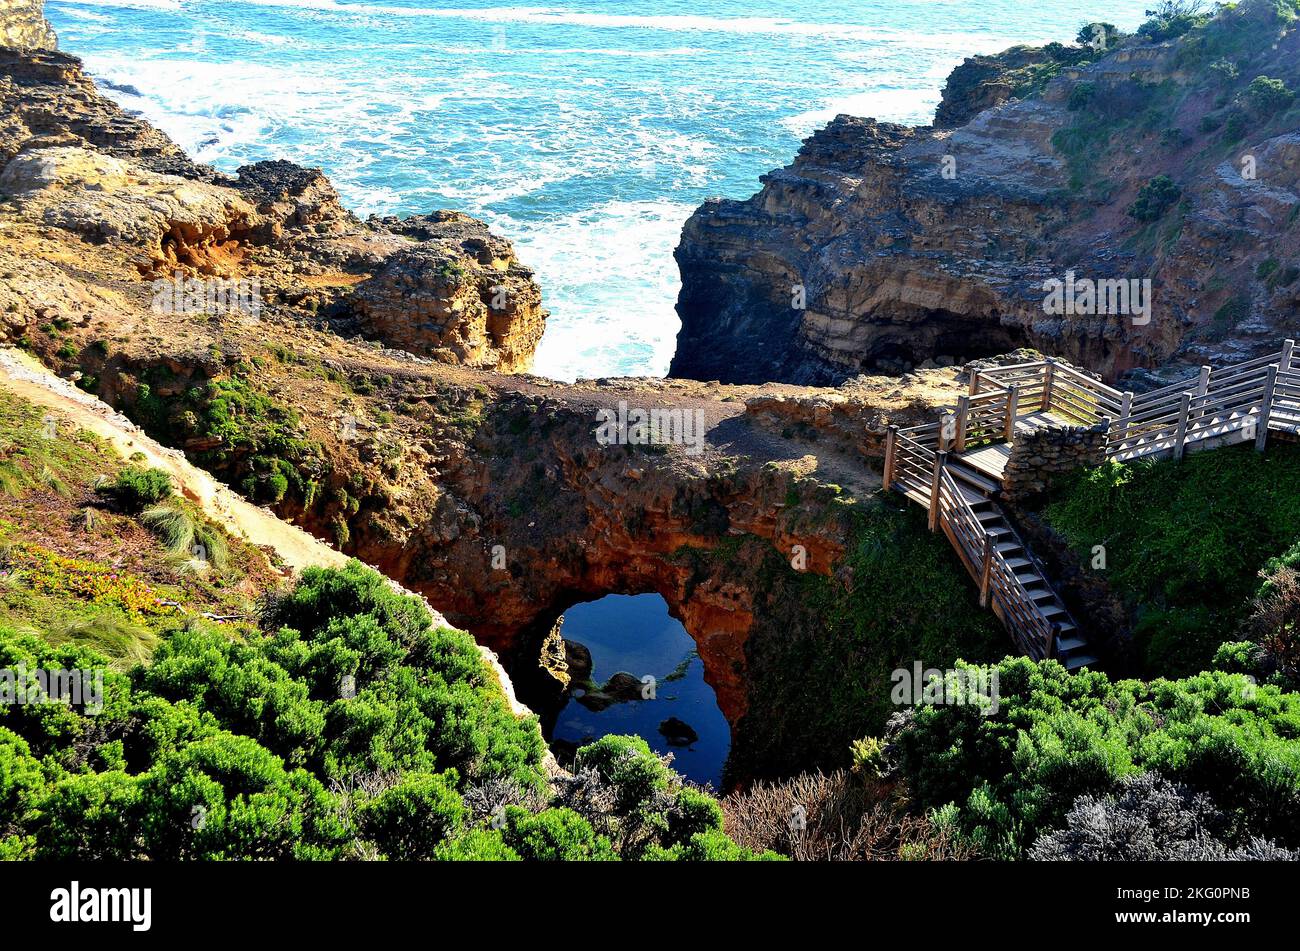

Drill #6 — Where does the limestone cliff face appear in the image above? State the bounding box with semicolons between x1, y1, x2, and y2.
347;212;546;372
672;1;1300;387
0;0;55;51
0;49;546;372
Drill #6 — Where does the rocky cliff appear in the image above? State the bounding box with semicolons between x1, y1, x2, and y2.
672;0;1300;387
0;0;54;51
0;33;1004;783
0;50;546;372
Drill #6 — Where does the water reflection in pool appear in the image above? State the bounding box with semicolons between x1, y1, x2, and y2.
545;593;731;789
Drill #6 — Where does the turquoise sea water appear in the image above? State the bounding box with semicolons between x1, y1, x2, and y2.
47;0;1151;382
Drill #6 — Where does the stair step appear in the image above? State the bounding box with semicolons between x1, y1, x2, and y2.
947;463;1002;496
1063;654;1100;671
895;459;1101;675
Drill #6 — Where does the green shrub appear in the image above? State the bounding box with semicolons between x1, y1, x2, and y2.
134;732;346;860
1223;108;1250;141
1067;82;1096;111
1128;174;1182;221
1247;75;1295;115
573;734;672;815
500;806;618;861
32;771;143;860
103;466;172;512
1209;57;1240;82
892;657;1300;857
433;828;520;861
1137;1;1212;43
359;772;467;859
665;786;725;846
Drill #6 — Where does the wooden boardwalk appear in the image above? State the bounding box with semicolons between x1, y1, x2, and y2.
883;340;1300;671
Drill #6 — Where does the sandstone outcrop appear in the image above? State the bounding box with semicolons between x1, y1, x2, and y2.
346;213;546;372
0;0;54;52
672;1;1300;388
0;47;546;371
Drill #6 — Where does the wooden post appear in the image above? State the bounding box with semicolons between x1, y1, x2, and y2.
979;532;995;608
1256;364;1278;453
927;451;947;532
1194;365;1211;422
883;426;897;491
955;396;970;453
1282;339;1295;374
1048;622;1061;661
968;371;981;397
1041;361;1054;412
1173;393;1192;460
1116;391;1133;453
1004;385;1020;442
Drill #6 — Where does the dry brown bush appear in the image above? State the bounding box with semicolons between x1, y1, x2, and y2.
1247;564;1300;683
721;769;978;861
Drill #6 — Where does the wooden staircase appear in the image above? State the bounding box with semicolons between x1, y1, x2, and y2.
882;338;1300;672
944;477;1097;670
887;432;1095;669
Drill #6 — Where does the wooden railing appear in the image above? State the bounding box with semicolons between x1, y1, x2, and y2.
952;385;1017;451
933;465;1062;660
880;338;1300;667
883;421;939;500
965;339;1299;462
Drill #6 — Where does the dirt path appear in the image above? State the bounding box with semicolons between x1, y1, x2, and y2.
0;345;541;719
0;346;346;574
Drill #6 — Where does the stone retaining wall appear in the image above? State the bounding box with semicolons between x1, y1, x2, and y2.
1003;420;1108;501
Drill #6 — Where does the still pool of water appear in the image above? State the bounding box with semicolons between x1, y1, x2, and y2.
546;592;730;789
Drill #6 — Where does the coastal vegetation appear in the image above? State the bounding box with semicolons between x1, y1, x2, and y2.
1042;444;1300;676
0;560;770;860
884;656;1300;859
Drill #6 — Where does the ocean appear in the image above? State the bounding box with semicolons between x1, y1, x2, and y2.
46;0;1152;381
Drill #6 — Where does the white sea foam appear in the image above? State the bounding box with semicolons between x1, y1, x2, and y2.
781;86;940;136
50;0;1155;381
504;199;693;382
185;0;1004;48
54;0;183;11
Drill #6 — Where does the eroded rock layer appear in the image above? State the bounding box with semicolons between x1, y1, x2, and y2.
0;0;54;51
672;1;1300;386
0;48;547;372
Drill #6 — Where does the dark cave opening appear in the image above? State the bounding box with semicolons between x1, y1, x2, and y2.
858;317;1029;376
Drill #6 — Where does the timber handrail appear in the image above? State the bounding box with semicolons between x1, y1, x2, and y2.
885;340;1300;483
880;339;1300;670
934;468;1063;660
